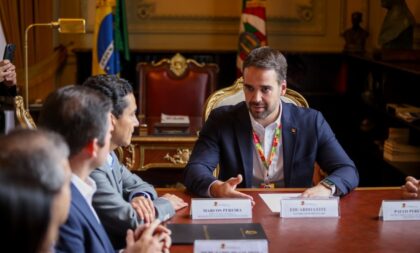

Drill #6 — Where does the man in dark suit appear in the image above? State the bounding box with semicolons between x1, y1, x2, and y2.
39;85;171;253
184;47;359;200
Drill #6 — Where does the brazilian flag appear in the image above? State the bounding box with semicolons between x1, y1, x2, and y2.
92;0;125;75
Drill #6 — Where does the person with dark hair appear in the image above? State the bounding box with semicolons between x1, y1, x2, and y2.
38;85;171;253
82;75;187;248
0;128;71;253
184;47;359;200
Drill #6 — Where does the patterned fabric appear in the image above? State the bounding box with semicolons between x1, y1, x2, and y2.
252;124;282;171
236;0;268;74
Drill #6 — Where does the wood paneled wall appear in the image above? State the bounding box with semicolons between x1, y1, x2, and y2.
54;0;420;87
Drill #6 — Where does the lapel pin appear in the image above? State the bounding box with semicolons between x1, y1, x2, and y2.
291;128;297;134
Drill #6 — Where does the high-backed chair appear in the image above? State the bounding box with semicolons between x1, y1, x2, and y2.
203;77;325;184
203;77;308;121
14;96;36;129
137;53;219;123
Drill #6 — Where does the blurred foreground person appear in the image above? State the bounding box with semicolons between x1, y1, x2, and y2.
0;129;71;253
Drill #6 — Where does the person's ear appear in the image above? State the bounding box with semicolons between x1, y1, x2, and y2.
280;81;287;96
110;114;117;129
85;139;99;158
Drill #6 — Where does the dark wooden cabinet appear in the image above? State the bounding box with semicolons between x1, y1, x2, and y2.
345;53;420;184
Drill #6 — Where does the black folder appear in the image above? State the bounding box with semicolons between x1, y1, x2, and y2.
167;223;267;244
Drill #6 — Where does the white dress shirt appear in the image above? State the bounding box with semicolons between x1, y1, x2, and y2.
250;103;285;188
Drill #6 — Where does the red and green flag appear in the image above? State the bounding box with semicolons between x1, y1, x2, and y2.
237;0;267;75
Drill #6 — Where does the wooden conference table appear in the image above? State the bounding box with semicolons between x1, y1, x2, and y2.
157;187;420;253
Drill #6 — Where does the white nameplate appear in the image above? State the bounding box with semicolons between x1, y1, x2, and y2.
161;113;190;124
191;198;252;219
280;197;340;218
194;240;268;253
380;200;420;221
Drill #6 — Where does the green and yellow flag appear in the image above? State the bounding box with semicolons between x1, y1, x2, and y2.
115;0;130;62
92;0;130;75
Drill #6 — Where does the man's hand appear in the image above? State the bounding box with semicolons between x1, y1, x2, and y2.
161;193;188;211
124;219;172;253
209;174;254;204
301;184;332;197
0;60;16;86
402;176;420;199
131;196;155;224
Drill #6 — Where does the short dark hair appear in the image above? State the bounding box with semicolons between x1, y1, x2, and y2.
82;75;133;118
242;46;288;84
0;129;69;253
38;85;112;157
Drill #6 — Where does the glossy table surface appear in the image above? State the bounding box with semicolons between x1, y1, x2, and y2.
157;187;420;253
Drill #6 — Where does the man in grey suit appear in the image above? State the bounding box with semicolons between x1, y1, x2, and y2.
83;75;188;248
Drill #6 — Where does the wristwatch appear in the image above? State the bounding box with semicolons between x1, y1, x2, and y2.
320;178;335;194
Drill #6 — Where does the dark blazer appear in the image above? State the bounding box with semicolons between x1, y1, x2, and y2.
0;83;17;97
55;184;115;253
0;83;17;133
184;102;359;197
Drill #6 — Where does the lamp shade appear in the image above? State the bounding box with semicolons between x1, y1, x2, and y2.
53;18;86;33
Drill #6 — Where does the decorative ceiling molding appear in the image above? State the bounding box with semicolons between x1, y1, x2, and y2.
127;0;326;36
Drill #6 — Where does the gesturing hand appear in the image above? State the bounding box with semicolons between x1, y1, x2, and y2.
209;174;254;205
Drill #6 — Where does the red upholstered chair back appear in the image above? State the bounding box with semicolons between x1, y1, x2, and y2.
137;53;219;121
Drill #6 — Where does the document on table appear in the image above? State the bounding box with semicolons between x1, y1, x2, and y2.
259;193;301;213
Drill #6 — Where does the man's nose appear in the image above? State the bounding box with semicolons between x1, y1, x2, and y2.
133;116;140;127
251;90;262;102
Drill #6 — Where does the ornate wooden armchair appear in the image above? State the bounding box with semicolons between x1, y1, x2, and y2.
203;77;325;184
137;53;219;123
14;96;36;129
204;77;308;120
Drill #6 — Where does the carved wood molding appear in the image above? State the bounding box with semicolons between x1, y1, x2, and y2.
133;0;316;21
151;53;206;77
127;0;326;36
